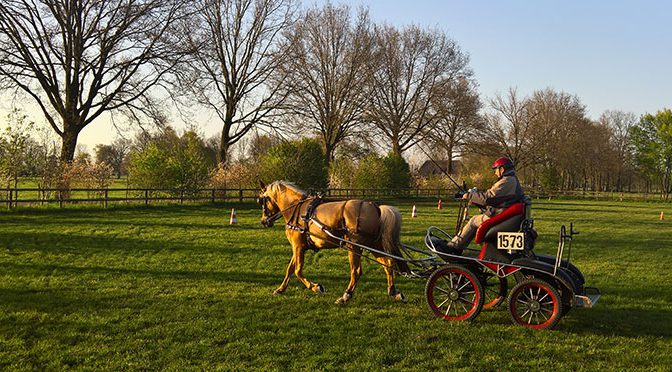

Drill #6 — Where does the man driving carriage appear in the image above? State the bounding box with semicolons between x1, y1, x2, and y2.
446;156;525;251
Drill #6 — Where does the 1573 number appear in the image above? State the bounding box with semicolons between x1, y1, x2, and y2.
497;232;525;250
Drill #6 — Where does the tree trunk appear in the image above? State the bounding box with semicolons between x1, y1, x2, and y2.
60;130;80;162
392;141;402;156
446;144;454;174
220;128;230;166
324;142;335;173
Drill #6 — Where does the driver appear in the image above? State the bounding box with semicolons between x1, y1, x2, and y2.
447;157;525;251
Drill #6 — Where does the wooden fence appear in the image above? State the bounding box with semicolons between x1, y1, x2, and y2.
0;187;455;209
0;187;669;209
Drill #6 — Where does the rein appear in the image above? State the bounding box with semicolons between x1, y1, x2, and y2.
262;195;314;226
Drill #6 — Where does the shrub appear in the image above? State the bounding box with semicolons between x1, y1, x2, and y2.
258;138;328;191
209;161;257;189
353;154;387;190
128;130;210;192
328;157;357;188
353;153;412;195
383;153;412;192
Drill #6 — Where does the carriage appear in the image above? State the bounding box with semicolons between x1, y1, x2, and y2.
419;197;600;329
258;181;600;330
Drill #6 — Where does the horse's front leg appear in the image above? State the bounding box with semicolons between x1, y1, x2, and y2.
292;240;325;293
377;256;406;303
336;246;363;305
274;255;295;294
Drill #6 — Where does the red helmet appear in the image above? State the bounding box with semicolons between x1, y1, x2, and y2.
491;157;514;170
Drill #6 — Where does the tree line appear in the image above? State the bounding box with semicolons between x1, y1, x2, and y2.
0;1;670;198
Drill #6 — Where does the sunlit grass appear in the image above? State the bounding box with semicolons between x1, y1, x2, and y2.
0;199;670;369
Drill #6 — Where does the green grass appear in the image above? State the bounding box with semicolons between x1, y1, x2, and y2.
1;200;671;370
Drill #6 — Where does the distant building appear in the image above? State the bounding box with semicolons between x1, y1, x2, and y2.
417;160;462;177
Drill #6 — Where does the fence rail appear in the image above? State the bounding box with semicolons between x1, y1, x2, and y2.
0;187;259;209
0;187;669;209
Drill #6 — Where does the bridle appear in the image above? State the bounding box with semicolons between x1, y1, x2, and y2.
258;195;282;227
258;193;312;228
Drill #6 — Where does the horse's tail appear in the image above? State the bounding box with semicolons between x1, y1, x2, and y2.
378;205;410;274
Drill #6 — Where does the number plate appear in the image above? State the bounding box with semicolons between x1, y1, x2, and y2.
497;232;525;250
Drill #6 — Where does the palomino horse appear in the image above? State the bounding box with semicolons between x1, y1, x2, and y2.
258;180;409;304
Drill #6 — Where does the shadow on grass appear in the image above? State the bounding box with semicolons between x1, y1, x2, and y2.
0;202;259;215
531;200;670;209
3;216;269;232
0;230;283;256
0;261;351;289
565;305;672;339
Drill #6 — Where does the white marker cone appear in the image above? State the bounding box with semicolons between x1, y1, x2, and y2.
230;208;238;225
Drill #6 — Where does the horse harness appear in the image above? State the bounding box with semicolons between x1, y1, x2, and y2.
284;196;379;251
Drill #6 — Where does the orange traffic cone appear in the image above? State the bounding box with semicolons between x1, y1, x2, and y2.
661;211;665;221
411;205;417;218
230;208;238;225
438;199;443;210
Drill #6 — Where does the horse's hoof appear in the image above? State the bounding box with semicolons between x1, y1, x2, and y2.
313;283;325;293
335;292;351;305
273;288;285;295
394;292;406;303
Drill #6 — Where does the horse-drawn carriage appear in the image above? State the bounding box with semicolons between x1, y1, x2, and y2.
421;197;600;329
258;181;600;330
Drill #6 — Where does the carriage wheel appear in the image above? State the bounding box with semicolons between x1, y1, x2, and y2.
425;265;484;322
508;278;563;329
482;273;507;309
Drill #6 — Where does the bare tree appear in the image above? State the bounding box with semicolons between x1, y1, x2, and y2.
0;0;186;162
273;3;372;168
599;110;637;191
526;89;591;190
367;24;471;155
94;137;131;178
424;77;482;173
479;88;539;170
178;0;297;165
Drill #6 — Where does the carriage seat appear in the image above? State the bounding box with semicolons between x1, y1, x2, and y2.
474;203;525;244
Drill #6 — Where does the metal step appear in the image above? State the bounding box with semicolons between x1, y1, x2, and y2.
574;287;600;308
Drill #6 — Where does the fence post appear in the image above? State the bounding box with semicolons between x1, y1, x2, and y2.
59;189;63;208
145;189;149;206
104;189;108;209
180;189;184;205
8;189;12;209
239;189;243;202
211;189;215;204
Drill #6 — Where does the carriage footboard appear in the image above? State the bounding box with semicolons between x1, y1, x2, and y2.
574;286;600;308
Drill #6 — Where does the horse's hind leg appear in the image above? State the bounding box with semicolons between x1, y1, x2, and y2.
336;246;363;305
376;256;406;302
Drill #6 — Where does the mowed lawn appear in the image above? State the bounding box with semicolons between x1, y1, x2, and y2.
0;199;670;370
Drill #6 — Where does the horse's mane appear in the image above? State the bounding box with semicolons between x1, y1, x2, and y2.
268;180;306;198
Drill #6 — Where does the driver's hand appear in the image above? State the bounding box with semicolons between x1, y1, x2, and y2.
462;192;469;200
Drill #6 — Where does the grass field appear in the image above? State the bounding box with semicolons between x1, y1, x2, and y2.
0;199;671;370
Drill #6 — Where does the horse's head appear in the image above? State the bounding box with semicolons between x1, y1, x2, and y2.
257;180;281;227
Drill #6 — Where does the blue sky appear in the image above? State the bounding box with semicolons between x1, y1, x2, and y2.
3;1;670;150
337;0;671;119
